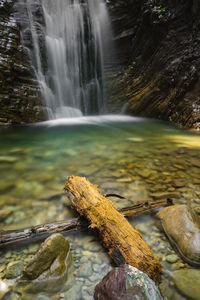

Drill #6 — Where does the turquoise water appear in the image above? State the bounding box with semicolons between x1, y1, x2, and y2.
0;115;200;299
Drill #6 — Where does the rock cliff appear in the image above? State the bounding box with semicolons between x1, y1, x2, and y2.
0;0;44;125
108;0;200;128
0;0;200;127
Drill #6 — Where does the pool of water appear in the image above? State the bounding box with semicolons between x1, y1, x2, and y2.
0;115;200;299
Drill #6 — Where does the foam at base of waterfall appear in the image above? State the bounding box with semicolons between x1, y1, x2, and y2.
55;106;83;118
34;114;147;127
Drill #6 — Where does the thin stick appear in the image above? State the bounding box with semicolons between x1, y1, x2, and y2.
0;198;173;248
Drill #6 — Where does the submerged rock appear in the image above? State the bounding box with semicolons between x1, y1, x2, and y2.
0;182;15;194
19;233;71;294
150;192;180;200
0;280;10;299
94;264;163;300
0;209;13;222
165;254;179;264
171;180;185;188
0;156;18;163
168;269;200;300
5;261;24;279
189;158;200;168
157;205;200;266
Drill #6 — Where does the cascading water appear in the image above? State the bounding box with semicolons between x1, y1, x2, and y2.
16;0;112;119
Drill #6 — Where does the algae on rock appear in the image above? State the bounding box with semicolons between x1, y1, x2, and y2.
19;233;71;294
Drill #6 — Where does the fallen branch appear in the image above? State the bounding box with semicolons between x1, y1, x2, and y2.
65;176;162;281
0;218;81;248
0;196;172;249
110;195;173;217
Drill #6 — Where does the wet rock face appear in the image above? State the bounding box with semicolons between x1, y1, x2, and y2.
94;264;163;300
157;205;200;266
108;0;200;128
19;233;71;294
0;0;44;125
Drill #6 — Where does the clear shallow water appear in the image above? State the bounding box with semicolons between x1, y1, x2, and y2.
0;115;200;299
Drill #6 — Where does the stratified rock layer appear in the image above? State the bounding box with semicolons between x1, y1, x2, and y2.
108;0;200;128
0;0;44;125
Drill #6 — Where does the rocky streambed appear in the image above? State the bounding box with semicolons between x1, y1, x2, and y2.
0;117;200;299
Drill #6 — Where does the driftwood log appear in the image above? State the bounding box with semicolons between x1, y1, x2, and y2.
0;197;172;249
64;176;162;281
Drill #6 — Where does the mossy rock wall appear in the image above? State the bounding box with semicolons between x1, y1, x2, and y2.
108;0;200;128
0;0;44;125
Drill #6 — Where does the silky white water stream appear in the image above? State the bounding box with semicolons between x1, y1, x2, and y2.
18;0;112;119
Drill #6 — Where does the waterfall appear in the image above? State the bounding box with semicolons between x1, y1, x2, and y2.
16;0;112;119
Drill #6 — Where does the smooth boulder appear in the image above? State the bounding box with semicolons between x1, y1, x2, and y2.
94;264;163;300
169;269;200;300
19;233;71;294
157;205;200;266
0;280;9;299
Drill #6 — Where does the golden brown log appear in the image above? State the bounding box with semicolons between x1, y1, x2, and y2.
64;176;162;282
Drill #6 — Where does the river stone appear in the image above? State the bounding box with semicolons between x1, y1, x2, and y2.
0;209;13;222
94;264;163;300
78;261;93;277
0;265;6;274
37;295;50;300
19;233;70;293
159;276;173;300
170;269;200;300
0;182;15;194
165;254;179;264
0;156;18;163
150;192;180;200
189;158;200;168
171;180;185;188
0;280;9;299
5;261;24;279
157;205;200;266
139;170;152;179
